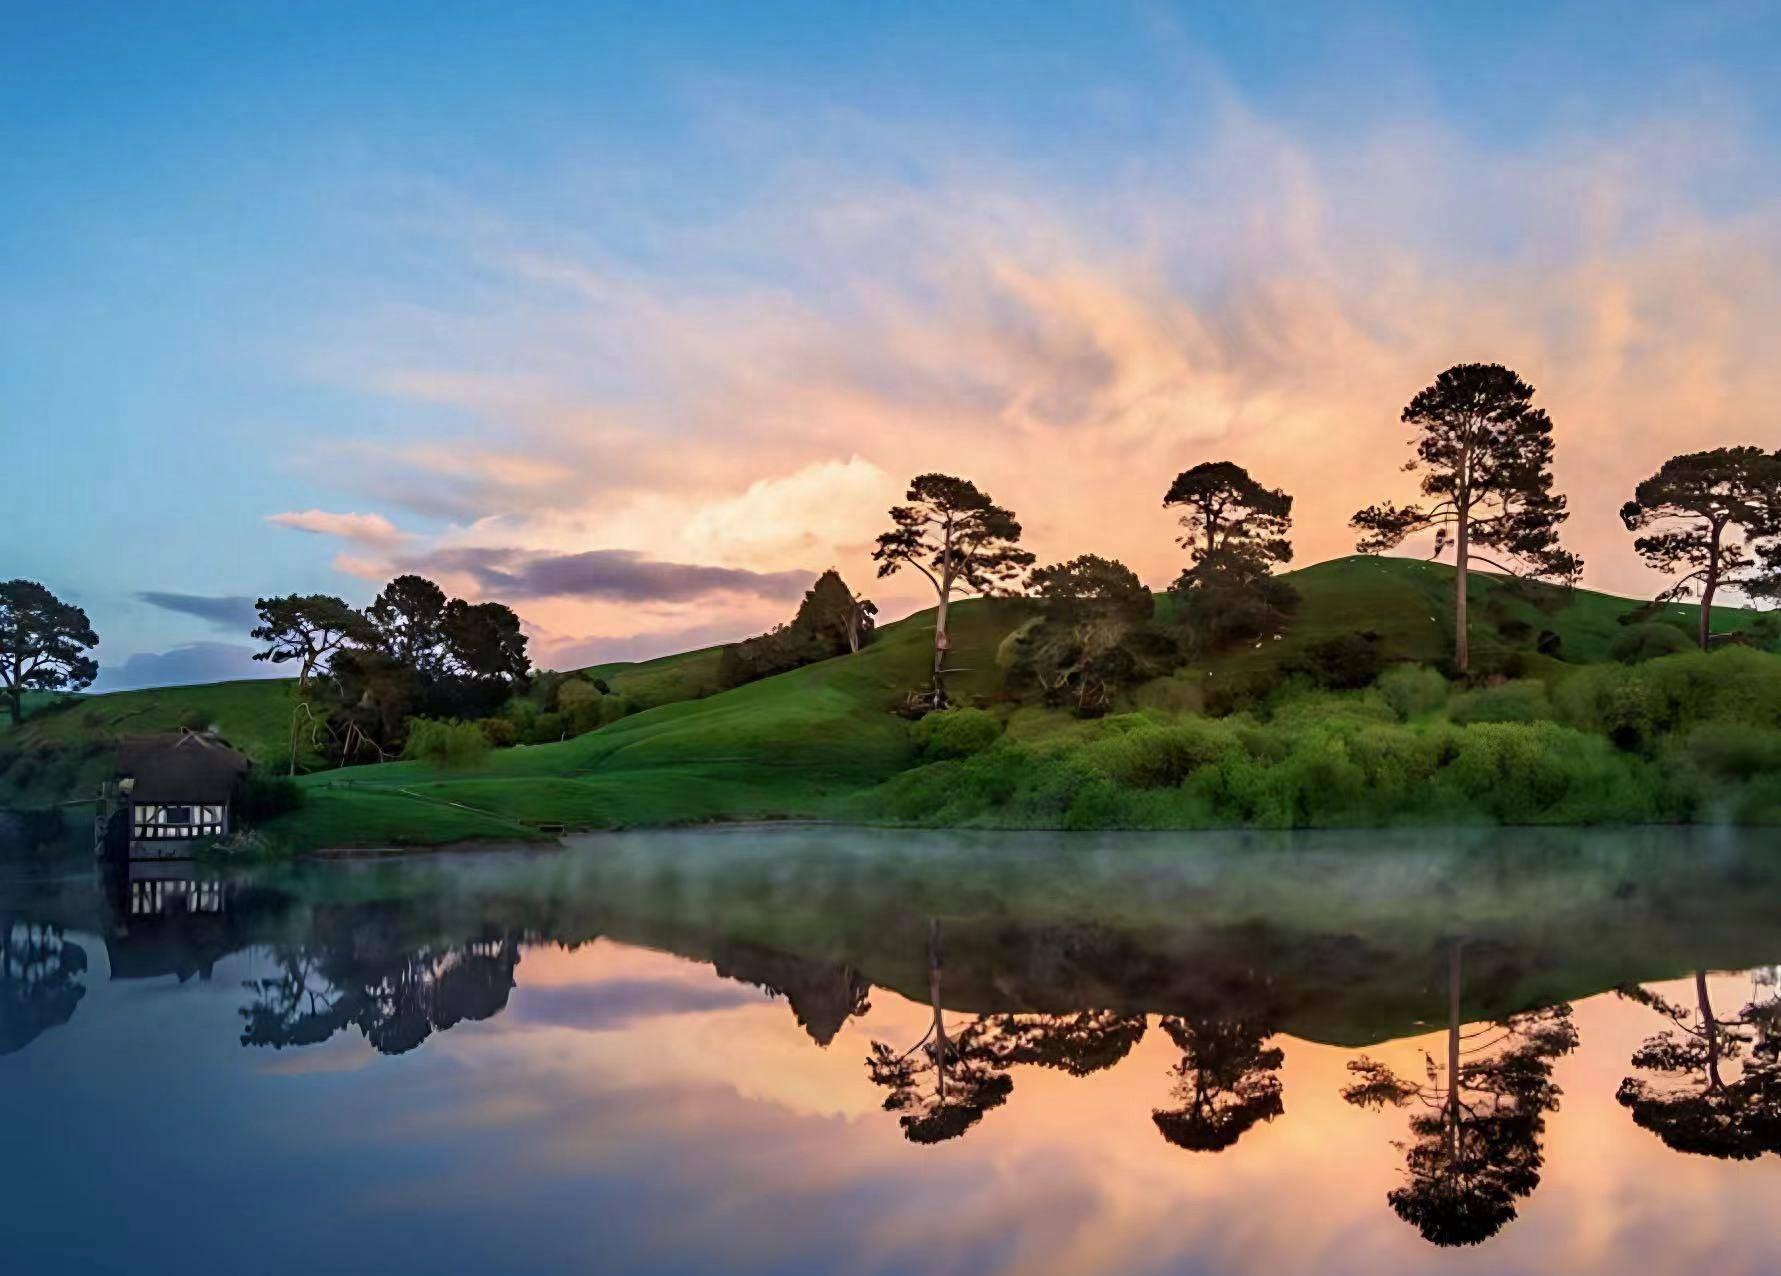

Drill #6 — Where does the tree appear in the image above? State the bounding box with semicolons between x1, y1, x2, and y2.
1169;548;1300;654
1151;1014;1285;1152
0;580;98;725
1018;555;1164;713
873;474;1034;707
366;574;450;675
1164;461;1293;571
864;920;1012;1143
977;1010;1148;1076
792;569;877;654
1352;364;1581;674
249;594;369;691
441;599;530;685
1;916;89;1056
1343;944;1578;1247
1619;448;1781;650
1615;973;1781;1159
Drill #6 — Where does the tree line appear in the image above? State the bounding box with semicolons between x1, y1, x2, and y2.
5;359;1781;730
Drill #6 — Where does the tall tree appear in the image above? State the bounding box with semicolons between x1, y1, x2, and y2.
0;580;99;725
1343;945;1578;1247
1615;974;1781;1159
1619;447;1781;650
249;594;369;691
1164;461;1294;570
873;474;1034;707
864;920;1013;1143
1352;364;1581;674
366;574;450;674
441;599;530;685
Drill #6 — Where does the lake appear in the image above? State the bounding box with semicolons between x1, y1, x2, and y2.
5;826;1781;1275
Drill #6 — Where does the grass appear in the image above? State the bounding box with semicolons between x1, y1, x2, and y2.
7;555;1779;846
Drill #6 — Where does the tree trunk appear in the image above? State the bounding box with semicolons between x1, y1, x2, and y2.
1446;933;1460;1154
928;919;946;1107
1454;511;1470;675
1697;969;1723;1091
1699;524;1722;651
932;589;950;707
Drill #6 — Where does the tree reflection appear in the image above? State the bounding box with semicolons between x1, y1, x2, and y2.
977;1009;1147;1076
241;932;521;1056
1;917;89;1056
1151;1014;1284;1152
865;920;1012;1143
1615;972;1781;1159
1343;944;1577;1247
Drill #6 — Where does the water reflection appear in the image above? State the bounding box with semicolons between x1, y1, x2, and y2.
8;828;1781;1272
1616;972;1781;1159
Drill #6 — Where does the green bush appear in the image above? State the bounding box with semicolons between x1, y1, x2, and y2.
1449;679;1551;725
234;768;305;822
479;717;519;748
1078;717;1240;788
404;717;492;768
1284;633;1382;690
1377;665;1449;721
912;708;1002;760
1555;647;1781;749
1610;622;1693;664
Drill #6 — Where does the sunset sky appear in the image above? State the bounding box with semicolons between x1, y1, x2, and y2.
10;3;1781;688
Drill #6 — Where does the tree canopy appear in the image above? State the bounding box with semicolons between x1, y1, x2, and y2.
1164;461;1293;571
250;594;371;691
0;580;99;725
1352;363;1580;672
1620;447;1781;649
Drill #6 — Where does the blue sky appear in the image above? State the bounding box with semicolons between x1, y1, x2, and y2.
8;2;1781;687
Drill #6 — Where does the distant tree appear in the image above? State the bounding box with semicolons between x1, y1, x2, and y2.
324;647;420;763
1352;364;1581;674
249;594;369;692
874;474;1034;707
1020;554;1163;713
1619;448;1781;650
864;920;1013;1143
1164;461;1294;571
441;599;530;685
1615;973;1781;1159
366;574;450;675
1343;944;1578;1247
0;580;99;725
1151;1014;1285;1152
793;569;877;654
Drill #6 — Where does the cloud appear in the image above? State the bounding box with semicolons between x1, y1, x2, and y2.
407;547;812;604
91;642;277;693
265;509;407;547
135;591;256;630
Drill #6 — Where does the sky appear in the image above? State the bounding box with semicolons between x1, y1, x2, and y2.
7;2;1781;689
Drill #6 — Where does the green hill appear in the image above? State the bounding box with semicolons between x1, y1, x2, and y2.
5;555;1777;844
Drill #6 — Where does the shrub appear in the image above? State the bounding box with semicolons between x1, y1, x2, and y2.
234;769;305;822
1610;622;1693;664
1079;717;1239;788
1449;679;1551;725
526;711;569;744
404;717;491;767
1377;665;1448;721
478;717;519;748
912;708;1002;760
558;679;607;734
1284;633;1382;690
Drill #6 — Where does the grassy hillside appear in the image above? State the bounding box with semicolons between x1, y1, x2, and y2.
6;555;1776;844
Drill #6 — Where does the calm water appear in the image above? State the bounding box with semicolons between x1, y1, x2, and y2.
5;826;1781;1275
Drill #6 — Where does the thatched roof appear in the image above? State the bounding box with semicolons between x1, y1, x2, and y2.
116;733;250;803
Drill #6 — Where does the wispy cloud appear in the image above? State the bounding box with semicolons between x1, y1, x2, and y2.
135;591;256;630
266;509;408;548
391;547;812;605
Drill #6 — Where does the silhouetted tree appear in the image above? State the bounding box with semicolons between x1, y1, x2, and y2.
366;573;451;675
1615;973;1781;1159
442;599;530;685
1020;555;1163;713
1164;461;1294;571
0;917;89;1056
1343;945;1578;1247
793;569;877;655
873;474;1034;707
865;920;1012;1142
1151;1014;1285;1152
1620;448;1781;650
1352;364;1581;673
250;594;370;691
0;580;99;725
